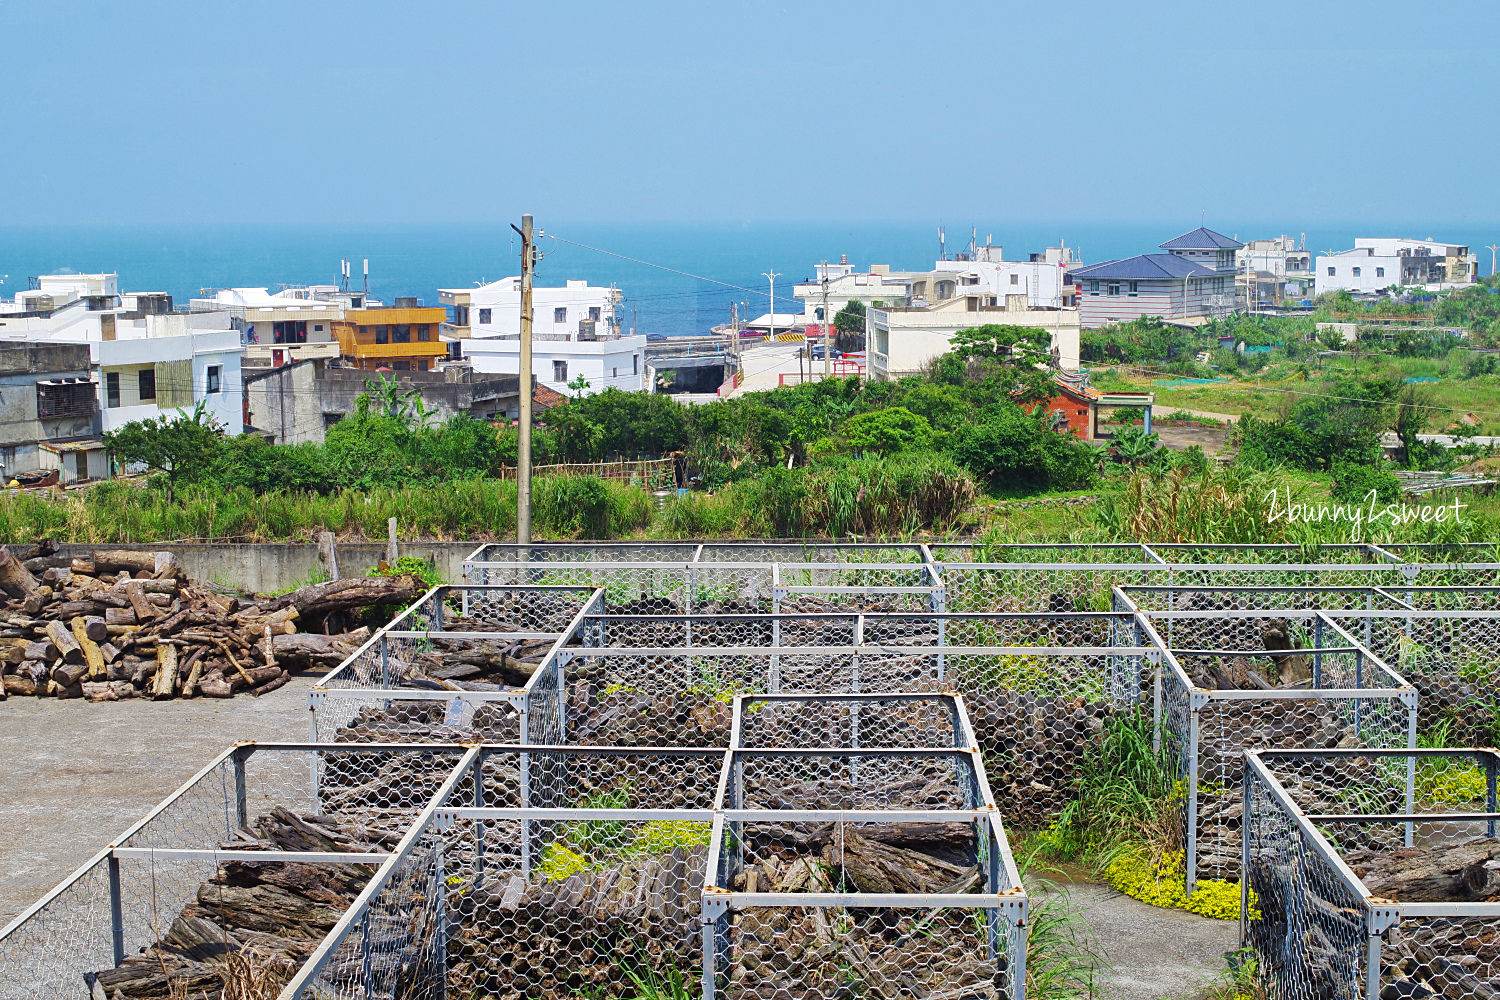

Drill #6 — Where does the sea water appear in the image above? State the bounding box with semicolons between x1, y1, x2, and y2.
1;221;1494;339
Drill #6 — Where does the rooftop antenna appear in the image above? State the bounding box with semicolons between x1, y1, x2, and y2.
363;259;369;295
970;226;977;259
938;226;946;261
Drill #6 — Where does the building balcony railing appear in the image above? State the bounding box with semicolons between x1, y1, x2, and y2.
486;330;623;343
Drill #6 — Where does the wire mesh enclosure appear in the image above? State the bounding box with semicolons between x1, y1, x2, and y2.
0;743;473;1000
280;690;1025;1000
1244;747;1500;1000
1141;610;1417;890
1325;608;1500;746
310;584;605;743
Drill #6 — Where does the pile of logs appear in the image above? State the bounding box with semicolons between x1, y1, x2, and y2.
726;822;1001;999
88;808;383;1000
0;544;421;702
448;845;707;1000
1255;837;1500;1000
966;692;1109;828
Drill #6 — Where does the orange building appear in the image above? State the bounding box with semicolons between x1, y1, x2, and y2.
332;297;449;372
1025;378;1154;441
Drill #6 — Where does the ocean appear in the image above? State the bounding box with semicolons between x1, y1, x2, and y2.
2;221;1496;339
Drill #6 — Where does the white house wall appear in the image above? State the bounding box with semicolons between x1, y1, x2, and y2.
462;336;648;395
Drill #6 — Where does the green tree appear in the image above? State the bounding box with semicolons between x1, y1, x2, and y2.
947;324;1056;402
1314;326;1346;353
102;402;225;501
831;300;867;353
841;406;933;454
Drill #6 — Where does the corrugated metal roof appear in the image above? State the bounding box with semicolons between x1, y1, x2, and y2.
1159;227;1243;250
1066;254;1217;280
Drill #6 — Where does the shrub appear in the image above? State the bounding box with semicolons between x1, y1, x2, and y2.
1330;459;1402;504
840;406;933;454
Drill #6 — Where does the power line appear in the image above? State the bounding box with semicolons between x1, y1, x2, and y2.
546;233;774;300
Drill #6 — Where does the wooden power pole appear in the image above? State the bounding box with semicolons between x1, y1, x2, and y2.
512;214;536;544
821;262;832;378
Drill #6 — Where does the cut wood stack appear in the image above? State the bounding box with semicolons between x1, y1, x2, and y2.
0;546;420;703
88;808;383;1000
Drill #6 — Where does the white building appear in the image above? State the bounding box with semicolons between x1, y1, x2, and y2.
0;273;121;316
439;277;647;395
869;293;1081;380
190;287;348;366
0;303;244;436
793;245;1080;331
1316;238;1476;296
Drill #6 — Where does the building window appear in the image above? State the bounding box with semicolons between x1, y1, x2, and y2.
633;355;639;375
553;360;568;382
1009;274;1019;285
138;368;156;401
589;306;601;322
1107;282;1120;296
815;307;825;321
1376;267;1385;278
105;372;121;408
612;367;618;378
206;365;222;395
553;307;567;324
392;361;410;372
1352;267;1361;277
478;308;491;324
375;325;389;344
1128;281;1139;296
393;324;411;344
1089;280;1100;293
417;325;431;341
314;324;323;332
1327;267;1336;276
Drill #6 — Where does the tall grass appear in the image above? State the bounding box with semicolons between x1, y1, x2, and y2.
1043;711;1181;866
0;475;653;543
656;453;978;538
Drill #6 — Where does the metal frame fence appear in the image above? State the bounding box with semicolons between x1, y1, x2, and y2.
1243;747;1500;1000
0;743;475;1000
1127;608;1418;892
14;543;1500;999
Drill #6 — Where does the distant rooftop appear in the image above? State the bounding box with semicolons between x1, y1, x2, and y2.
1159;227;1243;251
1067;254;1217;281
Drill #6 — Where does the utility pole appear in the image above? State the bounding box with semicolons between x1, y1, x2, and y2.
762;269;781;379
820;262;832;378
1489;244;1499;277
511;214;536;545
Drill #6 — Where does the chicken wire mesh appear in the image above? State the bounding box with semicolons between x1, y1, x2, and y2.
1244;748;1500;1000
1145;611;1417;889
0;744;472;1000
1326;610;1500;745
732;693;972;750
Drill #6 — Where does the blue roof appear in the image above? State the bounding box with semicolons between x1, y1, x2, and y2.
1159;227;1243;250
1066;254;1217;281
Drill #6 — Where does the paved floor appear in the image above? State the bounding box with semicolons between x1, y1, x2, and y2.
0;678;312;925
1066;883;1238;999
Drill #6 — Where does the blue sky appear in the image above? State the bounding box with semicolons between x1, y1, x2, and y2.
2;0;1496;226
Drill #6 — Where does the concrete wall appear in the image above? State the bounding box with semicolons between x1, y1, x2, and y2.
52;540;481;594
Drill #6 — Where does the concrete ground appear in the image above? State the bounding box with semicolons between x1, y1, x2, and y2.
1063;883;1238;999
1155;423;1232;458
0;676;312;925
